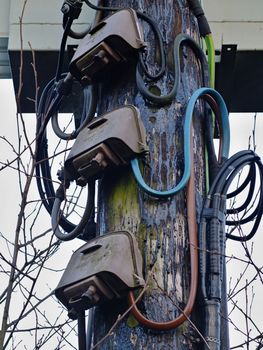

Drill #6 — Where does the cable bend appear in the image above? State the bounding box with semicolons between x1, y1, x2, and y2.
51;84;98;140
128;136;198;330
52;181;95;241
131;87;230;198
136;33;209;106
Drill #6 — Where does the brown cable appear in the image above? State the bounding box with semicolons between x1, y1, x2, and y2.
202;94;223;162
127;126;198;330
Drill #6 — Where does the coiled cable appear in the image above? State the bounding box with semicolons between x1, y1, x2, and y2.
51;84;98;140
52;180;95;241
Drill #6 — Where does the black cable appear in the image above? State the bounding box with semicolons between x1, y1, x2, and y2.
36;76;77;232
35;2;98;238
224;159;263;241
36;75;98;236
52;181;95;241
227;163;256;199
227;164;256;215
63;14;91;39
226;164;256;214
199;150;263;298
199;150;263;304
136;33;209;106
51;84;98;140
77;311;86;350
187;0;211;37
55;17;73;82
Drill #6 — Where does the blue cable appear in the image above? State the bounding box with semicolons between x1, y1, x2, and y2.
131;87;230;198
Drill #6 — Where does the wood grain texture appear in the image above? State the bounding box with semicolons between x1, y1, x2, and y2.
92;1;206;348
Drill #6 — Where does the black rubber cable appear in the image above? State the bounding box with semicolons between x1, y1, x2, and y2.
63;14;91;39
199;150;263;300
227;163;256;199
55;17;73;82
52;181;95;241
51;84;98;140
187;0;211;37
136;33;209;106
226;164;256;214
35;2;99;238
36;82;76;232
36;73;97;234
199;150;263;292
77;311;86;350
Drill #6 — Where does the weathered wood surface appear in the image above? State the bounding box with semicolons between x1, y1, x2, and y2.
93;0;206;348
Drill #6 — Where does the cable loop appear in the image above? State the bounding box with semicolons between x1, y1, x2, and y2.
131;88;230;198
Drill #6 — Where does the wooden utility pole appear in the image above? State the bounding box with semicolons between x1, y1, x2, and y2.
92;0;212;348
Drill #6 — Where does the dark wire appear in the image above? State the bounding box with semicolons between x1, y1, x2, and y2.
35;1;99;238
36;74;98;235
224;159;263;239
55;17;73;82
226;163;256;213
63;14;91;39
187;0;211;37
51;85;98;140
136;33;209;106
52;181;95;241
199;149;263;304
200;151;263;280
36;76;76;231
77;311;86;350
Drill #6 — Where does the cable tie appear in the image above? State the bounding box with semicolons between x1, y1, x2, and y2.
202;208;225;222
55;185;66;201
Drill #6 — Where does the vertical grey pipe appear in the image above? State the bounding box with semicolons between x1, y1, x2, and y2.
86;309;94;349
204;300;221;349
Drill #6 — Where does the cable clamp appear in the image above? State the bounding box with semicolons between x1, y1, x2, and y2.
61;0;82;19
202;208;225;223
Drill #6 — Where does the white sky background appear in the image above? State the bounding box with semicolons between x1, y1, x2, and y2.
0;79;83;348
1;77;263;349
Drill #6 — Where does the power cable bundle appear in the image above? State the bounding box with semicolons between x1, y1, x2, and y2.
199;150;263;348
36;0;97;241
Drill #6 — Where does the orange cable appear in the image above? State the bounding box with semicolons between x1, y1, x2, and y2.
127;126;198;330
